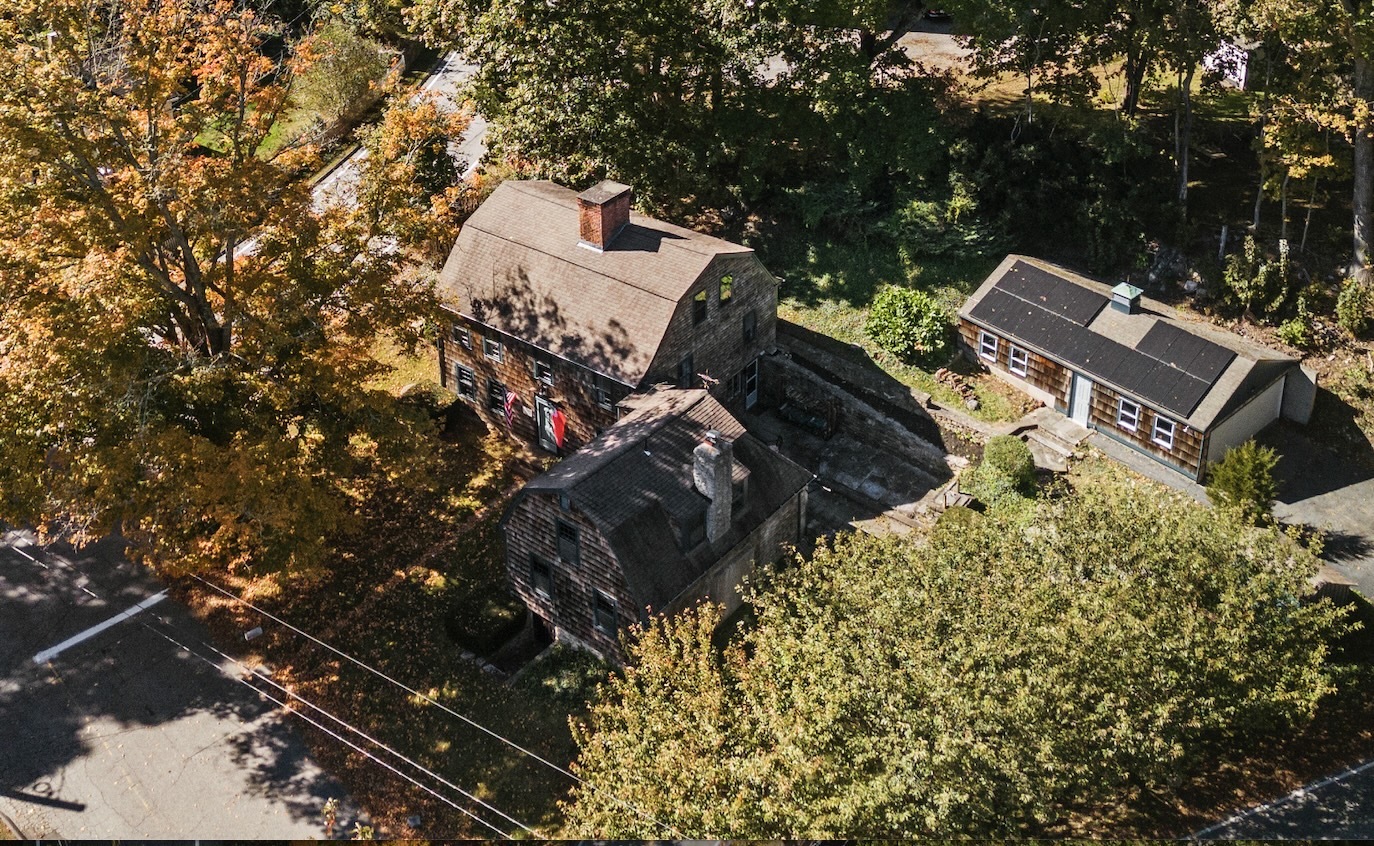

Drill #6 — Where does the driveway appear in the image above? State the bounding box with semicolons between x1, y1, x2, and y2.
1258;425;1374;601
1194;759;1374;839
0;531;356;838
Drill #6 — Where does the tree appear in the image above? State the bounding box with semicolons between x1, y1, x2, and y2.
292;19;390;125
0;0;442;574
1206;439;1280;524
565;475;1344;837
966;434;1036;503
864;285;951;362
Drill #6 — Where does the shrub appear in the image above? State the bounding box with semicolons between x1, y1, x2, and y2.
966;434;1036;503
865;285;951;362
1206;440;1280;525
1224;236;1293;321
1336;278;1373;338
1276;296;1314;349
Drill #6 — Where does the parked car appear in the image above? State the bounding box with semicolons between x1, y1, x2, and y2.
923;7;952;21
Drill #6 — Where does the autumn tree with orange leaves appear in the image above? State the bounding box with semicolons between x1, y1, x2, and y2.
0;0;447;574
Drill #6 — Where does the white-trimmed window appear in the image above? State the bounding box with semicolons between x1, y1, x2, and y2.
534;359;554;386
453;364;476;401
1117;397;1140;433
483;336;503;363
978;330;998;362
592;589;618;635
1008;345;1029;377
451;323;472;350
1152;416;1176;450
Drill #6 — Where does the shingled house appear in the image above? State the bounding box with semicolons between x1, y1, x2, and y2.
958;255;1316;480
435;180;778;454
500;388;811;663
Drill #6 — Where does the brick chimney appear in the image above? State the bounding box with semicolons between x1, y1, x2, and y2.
693;430;733;543
577;180;633;251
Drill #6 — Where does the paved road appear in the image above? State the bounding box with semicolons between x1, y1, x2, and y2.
1194;759;1374;839
0;530;356;838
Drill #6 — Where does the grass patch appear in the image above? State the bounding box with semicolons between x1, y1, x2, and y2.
367;334;442;395
764;231;1019;420
515;645;615;710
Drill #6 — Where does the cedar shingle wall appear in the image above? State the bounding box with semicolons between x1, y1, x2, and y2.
648;254;777;395
440;312;628;453
503;493;636;663
958;320;1071;409
1088;382;1203;477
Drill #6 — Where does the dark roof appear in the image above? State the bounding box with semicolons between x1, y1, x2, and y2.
515;389;812;613
436;181;755;386
959;255;1297;429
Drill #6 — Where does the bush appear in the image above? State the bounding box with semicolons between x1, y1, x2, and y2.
293;21;389;124
1336;278;1373;337
865;285;951;362
1276;296;1314;349
1207;440;1279;525
966;434;1036;503
1224;236;1294;321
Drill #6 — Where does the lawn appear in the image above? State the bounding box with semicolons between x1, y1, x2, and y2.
180;345;608;837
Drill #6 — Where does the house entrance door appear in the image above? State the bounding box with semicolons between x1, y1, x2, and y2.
744;359;760;409
535;396;557;452
1069;373;1093;427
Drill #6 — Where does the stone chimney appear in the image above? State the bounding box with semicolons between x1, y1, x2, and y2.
1110;282;1143;315
577;180;633;251
693;430;734;543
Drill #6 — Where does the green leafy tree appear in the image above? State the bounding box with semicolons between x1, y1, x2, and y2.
565;476;1343;837
0;0;442;574
1206;439;1280;525
864;286;951;362
293;19;390;124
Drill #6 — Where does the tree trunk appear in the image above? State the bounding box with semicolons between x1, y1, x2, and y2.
1280;168;1291;241
1123;43;1148;118
1175;64;1195;214
1353;55;1374;280
1302;175;1319;251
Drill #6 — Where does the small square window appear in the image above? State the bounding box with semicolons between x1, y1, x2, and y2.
534;360;553;386
692;290;708;325
594;385;613;410
483;336;503;363
719;274;734;304
743;310;757;344
978;331;998;362
454;364;476;401
486;378;506;412
592;589;617;635
530;555;553;600
1008;345;1029;377
1117;398;1140;433
556;519;580;565
1152;416;1176;450
451;324;472;350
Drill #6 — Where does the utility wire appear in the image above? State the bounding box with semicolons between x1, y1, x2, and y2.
174;625;540;836
189;573;685;838
136;619;514;838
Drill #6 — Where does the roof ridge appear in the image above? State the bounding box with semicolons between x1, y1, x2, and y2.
568;393;711;492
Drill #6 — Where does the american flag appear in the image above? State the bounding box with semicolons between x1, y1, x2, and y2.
504;390;518;428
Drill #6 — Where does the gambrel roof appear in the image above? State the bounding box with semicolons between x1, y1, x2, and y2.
436;181;754;386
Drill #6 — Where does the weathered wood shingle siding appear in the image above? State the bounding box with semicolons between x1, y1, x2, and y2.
503;492;637;663
647;255;777;393
1087;381;1205;478
958;319;1071;409
440;310;629;452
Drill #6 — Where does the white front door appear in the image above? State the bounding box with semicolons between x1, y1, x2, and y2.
1069;373;1093;426
535;396;557;452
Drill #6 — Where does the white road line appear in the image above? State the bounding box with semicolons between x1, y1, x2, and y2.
31;590;169;665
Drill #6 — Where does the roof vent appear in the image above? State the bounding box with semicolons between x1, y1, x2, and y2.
577;180;633;251
1111;282;1143;315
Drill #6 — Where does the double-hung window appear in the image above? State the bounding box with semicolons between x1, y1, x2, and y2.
534;359;554;386
592;589;618;635
529;555;554;600
486;378;506;412
1008;345;1029;377
1117;398;1141;433
978;330;998;362
451;324;472;350
1152;416;1176;450
556;519;580;565
454;364;476;401
742;310;757;344
483;336;503;363
692;290;708;324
